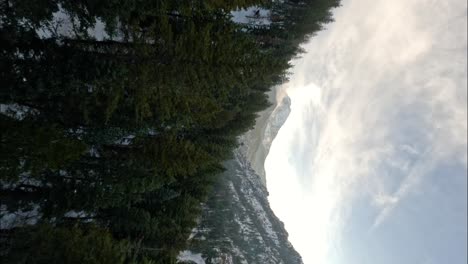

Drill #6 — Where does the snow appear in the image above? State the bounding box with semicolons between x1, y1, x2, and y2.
177;250;206;264
231;7;271;26
0;103;38;120
188;227;210;240
184;137;300;262
263;96;291;153
237;87;285;185
0;205;41;229
114;135;135;145
86;18;109;41
89;146;100;157
36;5;110;41
64;210;89;218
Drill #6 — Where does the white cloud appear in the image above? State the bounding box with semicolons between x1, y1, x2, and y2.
266;0;467;263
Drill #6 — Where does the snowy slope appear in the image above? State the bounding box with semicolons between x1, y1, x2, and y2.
181;91;301;264
184;150;302;264
239;92;292;185
178;251;206;264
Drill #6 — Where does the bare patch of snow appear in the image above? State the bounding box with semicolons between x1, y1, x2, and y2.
0;205;41;229
231;7;271;26
86;18;110;41
36;5;110;41
177;250;206;264
115;135;135;145
64;210;88;218
0;103;39;120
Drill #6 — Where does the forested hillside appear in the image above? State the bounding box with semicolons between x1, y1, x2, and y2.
0;1;340;263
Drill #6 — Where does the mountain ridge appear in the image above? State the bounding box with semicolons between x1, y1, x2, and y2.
183;90;300;264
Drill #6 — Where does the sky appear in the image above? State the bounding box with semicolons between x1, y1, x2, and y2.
265;0;467;264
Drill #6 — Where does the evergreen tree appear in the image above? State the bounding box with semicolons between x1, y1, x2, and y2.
0;0;340;262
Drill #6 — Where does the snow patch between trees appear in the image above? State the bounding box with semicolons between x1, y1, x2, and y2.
177;250;206;264
231;7;271;26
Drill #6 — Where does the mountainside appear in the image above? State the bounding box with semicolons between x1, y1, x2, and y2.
184;151;301;264
182;92;300;264
241;95;292;184
1;1;340;263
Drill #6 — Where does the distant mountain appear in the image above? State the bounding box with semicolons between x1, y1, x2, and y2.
240;94;292;185
184;151;302;264
182;92;301;264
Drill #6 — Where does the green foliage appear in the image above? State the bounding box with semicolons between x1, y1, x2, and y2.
0;116;86;183
3;224;129;264
0;0;339;263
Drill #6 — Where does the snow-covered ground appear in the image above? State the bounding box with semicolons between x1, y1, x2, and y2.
177;250;206;264
0;103;38;120
35;5;110;40
231;7;271;26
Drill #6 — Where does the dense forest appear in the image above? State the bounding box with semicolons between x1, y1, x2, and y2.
0;1;340;263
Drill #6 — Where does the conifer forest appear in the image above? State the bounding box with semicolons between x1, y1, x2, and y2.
0;1;340;263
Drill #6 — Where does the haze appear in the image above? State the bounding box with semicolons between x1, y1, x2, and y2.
265;0;467;263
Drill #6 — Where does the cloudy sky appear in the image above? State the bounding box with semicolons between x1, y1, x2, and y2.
265;0;467;263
